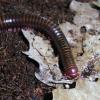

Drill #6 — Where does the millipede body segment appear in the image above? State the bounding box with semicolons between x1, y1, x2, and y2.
0;14;78;79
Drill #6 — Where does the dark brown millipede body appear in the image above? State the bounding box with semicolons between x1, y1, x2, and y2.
0;14;78;79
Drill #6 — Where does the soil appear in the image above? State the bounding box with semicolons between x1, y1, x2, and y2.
0;0;75;100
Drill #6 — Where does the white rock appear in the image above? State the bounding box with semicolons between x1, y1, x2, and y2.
22;29;63;86
70;0;99;28
53;79;100;100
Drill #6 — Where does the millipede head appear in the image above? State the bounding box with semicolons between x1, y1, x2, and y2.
63;66;79;79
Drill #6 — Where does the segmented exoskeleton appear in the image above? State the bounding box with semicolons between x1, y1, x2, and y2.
0;14;78;79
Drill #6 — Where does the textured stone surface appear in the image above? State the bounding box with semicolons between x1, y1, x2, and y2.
53;79;100;100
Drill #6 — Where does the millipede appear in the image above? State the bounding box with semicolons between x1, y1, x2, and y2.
0;14;79;79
